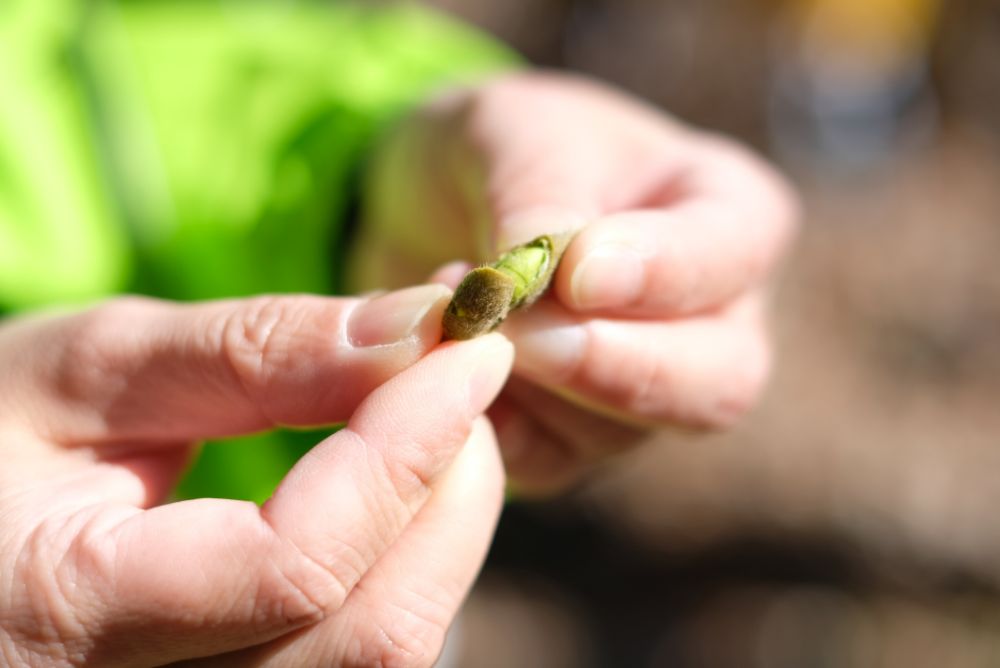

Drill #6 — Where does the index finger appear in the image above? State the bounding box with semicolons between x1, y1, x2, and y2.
554;135;799;317
0;286;451;446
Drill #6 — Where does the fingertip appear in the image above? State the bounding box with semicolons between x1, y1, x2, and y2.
464;333;515;412
500;300;585;385
553;210;699;316
561;242;647;311
346;332;514;442
556;212;671;312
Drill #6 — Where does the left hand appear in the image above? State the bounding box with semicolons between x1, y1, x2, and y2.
0;295;513;666
350;71;799;493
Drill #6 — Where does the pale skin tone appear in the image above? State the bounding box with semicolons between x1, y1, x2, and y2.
0;72;796;666
353;72;799;491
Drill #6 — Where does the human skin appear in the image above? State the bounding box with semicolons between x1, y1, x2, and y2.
0;71;797;667
0;290;514;666
350;71;799;492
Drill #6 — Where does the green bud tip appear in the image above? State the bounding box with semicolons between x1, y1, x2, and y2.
442;233;575;340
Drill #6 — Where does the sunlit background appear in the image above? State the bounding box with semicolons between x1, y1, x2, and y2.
417;0;1000;666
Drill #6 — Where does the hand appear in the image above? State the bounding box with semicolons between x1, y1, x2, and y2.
351;71;799;493
0;289;513;666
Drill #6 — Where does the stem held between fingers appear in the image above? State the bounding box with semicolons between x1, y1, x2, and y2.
442;233;575;340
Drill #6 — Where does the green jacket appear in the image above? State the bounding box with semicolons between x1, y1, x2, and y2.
1;0;513;501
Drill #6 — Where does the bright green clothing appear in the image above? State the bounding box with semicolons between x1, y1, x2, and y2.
1;0;514;501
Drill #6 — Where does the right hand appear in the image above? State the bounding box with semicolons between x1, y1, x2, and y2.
0;287;513;667
353;72;798;493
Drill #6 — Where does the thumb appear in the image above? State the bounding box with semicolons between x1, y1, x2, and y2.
18;335;513;666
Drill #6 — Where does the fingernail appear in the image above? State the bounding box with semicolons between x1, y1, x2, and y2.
501;303;585;384
570;244;645;310
348;285;451;347
467;334;515;411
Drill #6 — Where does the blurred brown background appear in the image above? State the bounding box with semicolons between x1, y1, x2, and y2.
416;0;1000;666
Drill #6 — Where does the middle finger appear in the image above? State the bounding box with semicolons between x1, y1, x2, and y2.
501;294;770;429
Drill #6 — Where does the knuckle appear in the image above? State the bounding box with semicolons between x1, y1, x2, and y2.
475;71;565;113
11;512;103;660
219;295;317;400
467;73;592;147
771;172;803;249
84;295;161;324
741;153;802;256
697;131;801;249
621;326;771;431
381;424;469;506
62;297;160;367
350;420;471;516
645;229;699;310
263;549;339;628
706;336;772;430
625;348;672;420
242;506;349;628
53;297;165;404
355;615;447;668
694;130;761;169
221;296;290;383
